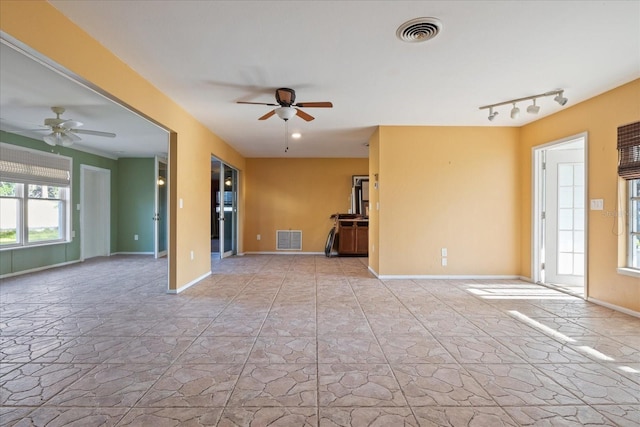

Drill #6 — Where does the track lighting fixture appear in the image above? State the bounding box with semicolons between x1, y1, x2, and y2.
479;89;568;121
527;99;540;114
554;91;568;106
510;103;520;119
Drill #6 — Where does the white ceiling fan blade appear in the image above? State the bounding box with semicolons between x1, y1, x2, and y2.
65;131;82;142
70;128;116;138
61;119;83;129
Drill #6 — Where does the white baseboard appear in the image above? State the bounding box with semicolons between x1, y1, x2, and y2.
243;251;325;255
376;274;521;280
111;251;154;256
368;266;379;277
167;271;212;294
587;297;640;318
0;260;80;279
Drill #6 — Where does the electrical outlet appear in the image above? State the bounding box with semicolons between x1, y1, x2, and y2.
441;248;447;257
190;250;194;260
134;234;138;241
257;234;261;240
442;258;447;266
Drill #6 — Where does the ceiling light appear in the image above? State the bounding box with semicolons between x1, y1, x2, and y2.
479;89;568;121
291;132;301;139
527;99;540;114
275;106;296;121
554;91;568;106
43;133;59;146
510;103;520;119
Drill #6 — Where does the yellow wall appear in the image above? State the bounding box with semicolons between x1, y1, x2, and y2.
375;126;521;276
1;1;246;291
520;80;640;312
244;158;368;252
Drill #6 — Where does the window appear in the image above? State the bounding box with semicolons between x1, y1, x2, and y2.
629;179;640;269
0;143;71;248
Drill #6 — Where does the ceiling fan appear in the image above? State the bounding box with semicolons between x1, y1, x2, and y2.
237;88;333;122
32;106;116;147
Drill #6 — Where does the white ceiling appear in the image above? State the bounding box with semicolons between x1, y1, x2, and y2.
2;1;639;158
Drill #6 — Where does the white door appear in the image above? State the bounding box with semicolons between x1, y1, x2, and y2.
81;165;110;260
544;146;585;287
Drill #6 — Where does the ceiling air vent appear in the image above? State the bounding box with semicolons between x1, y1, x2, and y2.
396;17;442;43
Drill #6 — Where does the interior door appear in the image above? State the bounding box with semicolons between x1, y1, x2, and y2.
220;164;237;258
81;165;110;260
544;147;585;287
154;157;168;258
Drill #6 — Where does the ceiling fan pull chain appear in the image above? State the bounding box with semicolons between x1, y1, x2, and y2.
284;120;289;153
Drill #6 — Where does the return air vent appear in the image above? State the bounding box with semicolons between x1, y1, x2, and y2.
276;230;302;250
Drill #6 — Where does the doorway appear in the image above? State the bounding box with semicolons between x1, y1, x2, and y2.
154;157;168;258
533;134;587;298
211;157;238;259
80;165;110;260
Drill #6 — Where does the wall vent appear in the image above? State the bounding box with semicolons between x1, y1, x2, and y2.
276;230;302;250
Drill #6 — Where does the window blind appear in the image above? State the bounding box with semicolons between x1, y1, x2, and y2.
618;121;640;180
0;143;71;186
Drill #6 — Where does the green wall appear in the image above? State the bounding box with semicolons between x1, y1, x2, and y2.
0;131;156;276
117;158;155;253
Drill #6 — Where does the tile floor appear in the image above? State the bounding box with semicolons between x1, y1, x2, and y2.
0;254;639;426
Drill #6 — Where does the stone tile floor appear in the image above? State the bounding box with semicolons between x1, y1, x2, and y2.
0;254;639;426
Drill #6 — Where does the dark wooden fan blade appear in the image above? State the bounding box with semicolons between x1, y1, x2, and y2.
295;108;314;122
258;110;276;120
294;102;333;108
237;101;279;106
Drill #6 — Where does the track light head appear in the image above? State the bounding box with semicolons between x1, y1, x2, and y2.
554;91;568;106
488;107;498;121
527;99;540;114
510;103;520;119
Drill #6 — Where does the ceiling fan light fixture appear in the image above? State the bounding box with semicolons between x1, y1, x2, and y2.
43;133;58;146
60;133;75;146
275;106;296;121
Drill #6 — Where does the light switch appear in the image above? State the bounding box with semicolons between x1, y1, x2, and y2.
590;199;604;210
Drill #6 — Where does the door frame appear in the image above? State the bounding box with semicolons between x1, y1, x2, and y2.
80;164;111;261
532;132;588;296
154;156;168;258
211;156;239;259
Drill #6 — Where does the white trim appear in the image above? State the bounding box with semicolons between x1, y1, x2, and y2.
111;251;154;255
376;274;521;280
531;133;588;293
0;259;80;279
617;267;640;279
368;266;379;277
80;165;111;261
587;297;640;318
243;251;324;255
167;271;211;294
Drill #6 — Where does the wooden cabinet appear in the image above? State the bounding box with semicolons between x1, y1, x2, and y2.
338;219;368;256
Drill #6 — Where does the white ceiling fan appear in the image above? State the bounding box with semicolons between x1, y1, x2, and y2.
34;106;116;147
